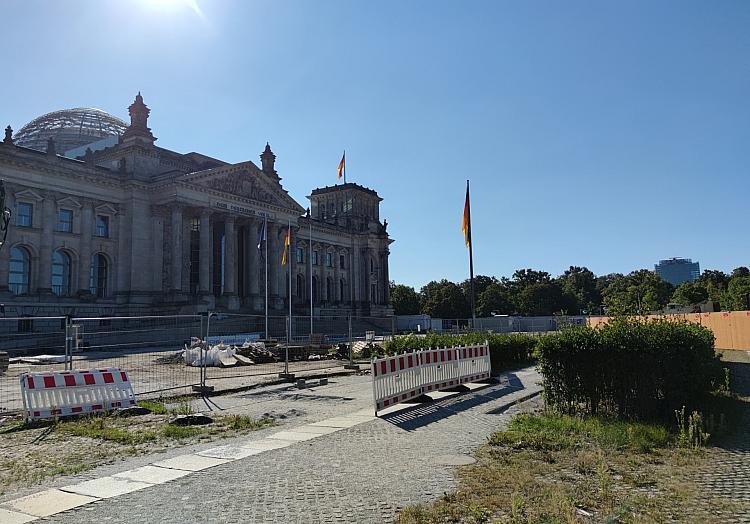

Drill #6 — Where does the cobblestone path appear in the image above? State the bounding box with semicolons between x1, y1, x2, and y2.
38;368;541;523
696;362;750;523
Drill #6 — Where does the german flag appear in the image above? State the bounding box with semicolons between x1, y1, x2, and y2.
281;224;291;265
337;151;345;180
462;180;471;248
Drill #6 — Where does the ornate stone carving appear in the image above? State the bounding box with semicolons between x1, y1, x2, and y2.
203;171;278;204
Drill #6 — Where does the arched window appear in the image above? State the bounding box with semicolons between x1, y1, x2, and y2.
326;277;334;302
52;250;72;296
9;246;30;295
296;274;305;300
89;253;108;298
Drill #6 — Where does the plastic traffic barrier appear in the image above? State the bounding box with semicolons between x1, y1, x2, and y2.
20;367;136;420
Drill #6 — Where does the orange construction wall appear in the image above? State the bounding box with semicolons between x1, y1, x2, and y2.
587;311;750;351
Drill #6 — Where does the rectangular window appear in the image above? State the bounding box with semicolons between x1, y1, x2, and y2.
16;202;33;227
312;250;319;265
326;253;332;267
339;255;345;269
95;215;109;237
296;247;304;264
57;209;73;232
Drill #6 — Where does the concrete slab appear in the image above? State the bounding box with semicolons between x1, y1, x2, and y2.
113;465;191;484
292;425;341;435
308;418;365;428
2;489;97;518
240;438;296;451
152;454;232;472
61;476;152;499
0;507;37;523
197;445;266;460
268;430;319;441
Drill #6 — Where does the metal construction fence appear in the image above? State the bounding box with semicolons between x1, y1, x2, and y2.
0;313;398;415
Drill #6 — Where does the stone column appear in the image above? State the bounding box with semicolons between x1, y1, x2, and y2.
223;217;238;306
249;217;260;296
382;250;390;304
267;222;279;304
199;210;211;295
151;211;164;293
170;205;183;293
78;201;94;294
37;194;55;293
333;248;340;303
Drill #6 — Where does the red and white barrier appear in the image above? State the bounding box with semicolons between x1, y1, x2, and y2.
372;342;490;414
20;367;136;421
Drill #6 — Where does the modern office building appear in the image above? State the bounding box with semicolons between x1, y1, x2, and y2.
654;258;700;287
0;94;393;317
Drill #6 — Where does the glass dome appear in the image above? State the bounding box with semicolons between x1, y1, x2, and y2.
13;108;127;154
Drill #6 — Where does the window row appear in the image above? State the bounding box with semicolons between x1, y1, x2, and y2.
294;248;346;269
295;274;348;303
15;202;110;237
9;247;109;298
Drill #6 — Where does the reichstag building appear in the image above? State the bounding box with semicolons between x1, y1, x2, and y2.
0;94;393;317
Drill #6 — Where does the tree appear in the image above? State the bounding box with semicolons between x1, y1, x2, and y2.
556;266;601;314
389;282;421;315
602;270;674;315
420;280;469;318
697;270;729;308
459;275;496;310
731;267;750;278
725;276;750;311
477;281;514;316
671;281;708;306
516;282;565;316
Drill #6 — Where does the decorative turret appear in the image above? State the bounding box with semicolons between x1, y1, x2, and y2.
260;142;279;181
121;92;156;146
3;126;12;145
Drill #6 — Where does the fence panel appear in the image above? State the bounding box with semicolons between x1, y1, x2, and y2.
0;317;66;415
72;315;203;398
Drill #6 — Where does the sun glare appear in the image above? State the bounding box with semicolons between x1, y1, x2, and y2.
144;0;204;17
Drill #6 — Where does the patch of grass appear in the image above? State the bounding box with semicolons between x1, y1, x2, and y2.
397;411;742;523
55;416;157;445
137;399;193;416
488;413;670;453
161;424;202;439
136;400;170;415
224;415;275;431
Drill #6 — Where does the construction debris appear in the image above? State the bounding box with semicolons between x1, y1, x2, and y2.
181;338;278;368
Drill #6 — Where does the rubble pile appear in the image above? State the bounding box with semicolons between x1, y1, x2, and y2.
182;338;279;368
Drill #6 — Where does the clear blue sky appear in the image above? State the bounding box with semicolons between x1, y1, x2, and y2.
2;0;749;289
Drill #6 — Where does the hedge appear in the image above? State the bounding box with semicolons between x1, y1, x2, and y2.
383;333;538;374
537;318;722;421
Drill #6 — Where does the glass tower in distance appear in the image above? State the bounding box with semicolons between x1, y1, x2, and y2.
655;258;700;286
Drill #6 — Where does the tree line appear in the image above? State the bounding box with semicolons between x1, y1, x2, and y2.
390;266;750;318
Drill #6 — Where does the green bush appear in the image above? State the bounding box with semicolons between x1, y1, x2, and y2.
537;318;722;422
383;332;538;374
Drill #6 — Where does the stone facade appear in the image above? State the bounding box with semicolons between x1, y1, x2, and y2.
0;94;393;317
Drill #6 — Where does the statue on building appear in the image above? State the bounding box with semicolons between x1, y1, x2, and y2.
0;180;12;251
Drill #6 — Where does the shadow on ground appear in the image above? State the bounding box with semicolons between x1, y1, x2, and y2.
380;373;526;431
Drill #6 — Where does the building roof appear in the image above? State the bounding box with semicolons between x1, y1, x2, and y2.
310;182;381;200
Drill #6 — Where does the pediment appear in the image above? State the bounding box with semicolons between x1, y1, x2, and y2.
14;189;44;202
95;203;118;215
181;162;304;212
57;196;82;209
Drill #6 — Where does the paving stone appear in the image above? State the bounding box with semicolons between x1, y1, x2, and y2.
268;430;320;441
2;489;97;518
152;454;232;472
61;477;153;499
241;438;297;451
292;425;342;435
113;465;191;484
0;507;37;523
308;418;366;428
197;444;266;460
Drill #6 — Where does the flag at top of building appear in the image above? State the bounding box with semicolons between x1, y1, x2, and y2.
281;224;291;265
337;151;346;182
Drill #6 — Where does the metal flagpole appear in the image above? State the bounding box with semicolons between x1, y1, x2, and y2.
288;219;292;343
343;150;347;184
466;180;476;327
264;216;268;339
308;210;313;336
